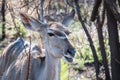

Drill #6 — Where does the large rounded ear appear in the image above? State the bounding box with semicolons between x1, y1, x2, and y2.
19;13;47;32
62;9;75;27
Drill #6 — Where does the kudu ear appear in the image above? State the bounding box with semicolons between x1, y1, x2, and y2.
19;13;47;32
62;9;75;27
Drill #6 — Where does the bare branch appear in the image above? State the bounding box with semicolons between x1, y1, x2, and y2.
74;0;100;79
6;4;21;37
26;36;31;80
91;0;102;21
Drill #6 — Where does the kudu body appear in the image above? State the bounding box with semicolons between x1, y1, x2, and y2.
1;10;76;80
0;38;29;79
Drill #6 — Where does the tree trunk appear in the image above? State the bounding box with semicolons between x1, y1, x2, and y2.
74;0;100;79
1;0;6;40
105;0;120;80
96;16;111;80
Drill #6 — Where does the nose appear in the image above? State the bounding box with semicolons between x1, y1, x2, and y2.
67;49;76;57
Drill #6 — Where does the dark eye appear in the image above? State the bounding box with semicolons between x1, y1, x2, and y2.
48;33;55;36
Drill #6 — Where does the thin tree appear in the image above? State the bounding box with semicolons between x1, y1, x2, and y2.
74;0;100;79
1;0;6;40
91;0;111;79
96;15;111;80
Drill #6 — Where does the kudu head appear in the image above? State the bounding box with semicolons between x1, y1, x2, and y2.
20;9;76;63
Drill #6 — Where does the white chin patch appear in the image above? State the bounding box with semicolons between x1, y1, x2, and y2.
64;53;73;58
62;56;74;64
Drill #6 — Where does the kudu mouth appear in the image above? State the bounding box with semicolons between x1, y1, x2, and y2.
63;48;76;63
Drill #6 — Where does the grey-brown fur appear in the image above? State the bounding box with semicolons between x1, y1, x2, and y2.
0;38;29;79
1;9;76;80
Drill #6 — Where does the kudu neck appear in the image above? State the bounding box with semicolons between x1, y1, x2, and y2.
41;39;61;80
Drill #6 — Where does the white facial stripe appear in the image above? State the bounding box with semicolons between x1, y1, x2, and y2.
47;29;68;40
56;31;68;40
47;29;54;34
56;35;67;39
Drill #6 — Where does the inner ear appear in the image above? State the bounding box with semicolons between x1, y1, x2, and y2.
21;14;29;23
20;12;48;33
20;13;31;26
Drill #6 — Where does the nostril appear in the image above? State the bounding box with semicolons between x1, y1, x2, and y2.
67;49;76;57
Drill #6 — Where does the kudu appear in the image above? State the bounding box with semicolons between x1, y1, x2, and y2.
0;38;29;77
1;9;76;80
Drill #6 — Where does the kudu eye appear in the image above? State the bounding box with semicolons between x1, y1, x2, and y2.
47;33;55;36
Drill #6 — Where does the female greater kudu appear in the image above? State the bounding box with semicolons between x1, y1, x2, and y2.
0;38;29;79
2;9;76;80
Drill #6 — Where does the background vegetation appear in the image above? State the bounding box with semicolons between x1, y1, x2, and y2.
0;0;120;80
